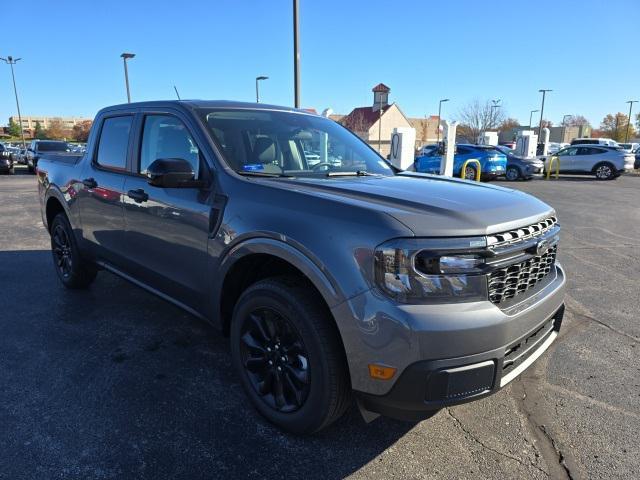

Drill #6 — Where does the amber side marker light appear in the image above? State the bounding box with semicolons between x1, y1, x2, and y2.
368;364;397;380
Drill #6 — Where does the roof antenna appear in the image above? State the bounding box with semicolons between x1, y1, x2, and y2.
173;85;181;100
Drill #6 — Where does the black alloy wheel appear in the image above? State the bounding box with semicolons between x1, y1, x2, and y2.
52;223;73;280
239;307;311;413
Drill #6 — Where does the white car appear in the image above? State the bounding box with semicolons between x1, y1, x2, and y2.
618;142;639;153
570;137;619;147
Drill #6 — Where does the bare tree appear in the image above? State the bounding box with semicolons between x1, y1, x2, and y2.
456;99;506;143
563;115;591;127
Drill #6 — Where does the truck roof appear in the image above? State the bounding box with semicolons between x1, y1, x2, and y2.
101;100;309;115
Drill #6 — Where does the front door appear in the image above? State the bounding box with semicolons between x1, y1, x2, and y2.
78;114;133;266
121;112;213;309
555;146;579;172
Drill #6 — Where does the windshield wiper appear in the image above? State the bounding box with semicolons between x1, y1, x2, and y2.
326;170;377;177
236;170;292;178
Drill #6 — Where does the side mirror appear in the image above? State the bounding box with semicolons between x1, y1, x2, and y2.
146;158;204;188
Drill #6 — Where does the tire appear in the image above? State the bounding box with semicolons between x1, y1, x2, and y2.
506;166;520;181
463;164;478;181
50;213;97;289
594;162;616;180
230;276;351;434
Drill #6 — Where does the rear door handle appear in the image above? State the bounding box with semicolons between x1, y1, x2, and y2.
127;188;149;203
82;177;97;188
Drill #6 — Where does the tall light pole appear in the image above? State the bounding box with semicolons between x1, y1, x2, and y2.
529;109;539;129
490;99;501;129
0;56;27;150
256;76;268;103
538;89;552;136
436;98;449;144
562;114;572;143
625;100;638;143
120;53;135;103
293;0;300;108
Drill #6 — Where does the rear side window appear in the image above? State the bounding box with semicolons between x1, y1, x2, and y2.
96;116;132;170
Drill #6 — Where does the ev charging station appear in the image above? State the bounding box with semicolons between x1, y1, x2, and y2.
389;127;416;171
477;131;499;146
515;130;538;158
440;120;458;177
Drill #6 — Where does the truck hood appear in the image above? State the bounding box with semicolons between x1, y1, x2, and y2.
275;173;554;237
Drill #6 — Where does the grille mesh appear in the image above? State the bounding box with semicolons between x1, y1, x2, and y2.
488;246;557;304
487;216;558;248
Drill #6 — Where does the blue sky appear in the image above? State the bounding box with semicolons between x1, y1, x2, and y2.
2;0;639;127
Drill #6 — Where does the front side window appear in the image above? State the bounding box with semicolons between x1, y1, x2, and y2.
558;147;578;156
139;115;201;178
96;116;132;170
200;109;393;177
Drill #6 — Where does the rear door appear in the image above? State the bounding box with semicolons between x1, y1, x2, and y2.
78;113;133;266
121;110;214;309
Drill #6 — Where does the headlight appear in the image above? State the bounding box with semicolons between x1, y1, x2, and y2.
374;238;488;304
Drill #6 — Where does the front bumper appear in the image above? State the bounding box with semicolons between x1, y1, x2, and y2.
356;304;563;420
333;262;566;419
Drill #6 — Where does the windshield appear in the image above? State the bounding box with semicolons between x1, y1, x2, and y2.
200;109;394;177
38;141;69;152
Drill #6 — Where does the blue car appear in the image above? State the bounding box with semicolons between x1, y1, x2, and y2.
415;144;507;180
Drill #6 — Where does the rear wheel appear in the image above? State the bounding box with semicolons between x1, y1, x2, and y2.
50;213;97;289
505;166;520;181
594;162;616;180
463;164;478;181
230;276;351;434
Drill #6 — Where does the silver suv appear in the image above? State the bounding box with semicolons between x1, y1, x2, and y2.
545;144;635;180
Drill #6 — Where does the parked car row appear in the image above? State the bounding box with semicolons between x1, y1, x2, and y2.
0;143;15;174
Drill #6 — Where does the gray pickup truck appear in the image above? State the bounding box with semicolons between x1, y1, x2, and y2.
37;101;565;434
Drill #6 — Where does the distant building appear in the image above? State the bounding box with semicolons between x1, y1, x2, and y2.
339;83;413;157
499;124;592;144
8;115;92;138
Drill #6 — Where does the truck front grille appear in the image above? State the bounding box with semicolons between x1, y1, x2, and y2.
487;216;557;248
488;245;557;304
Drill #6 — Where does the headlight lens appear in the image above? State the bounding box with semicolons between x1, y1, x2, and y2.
374;238;488;304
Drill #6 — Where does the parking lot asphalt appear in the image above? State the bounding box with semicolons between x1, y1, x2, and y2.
1;166;639;480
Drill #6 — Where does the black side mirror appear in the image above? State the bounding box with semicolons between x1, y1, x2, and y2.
146;158;205;188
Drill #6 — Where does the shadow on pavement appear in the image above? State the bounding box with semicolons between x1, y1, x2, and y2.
0;250;414;479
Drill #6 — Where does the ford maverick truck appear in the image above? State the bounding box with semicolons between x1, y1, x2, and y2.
37;101;565;434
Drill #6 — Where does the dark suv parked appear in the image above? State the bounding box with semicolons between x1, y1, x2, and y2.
37;101;566;433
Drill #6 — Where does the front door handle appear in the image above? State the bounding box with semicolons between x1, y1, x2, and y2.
127;188;149;203
82;177;97;189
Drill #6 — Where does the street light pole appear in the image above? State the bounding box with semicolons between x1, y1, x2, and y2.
255;76;268;103
490;99;501;129
562;114;572;143
293;0;300;108
437;98;449;144
625;100;638;143
120;53;135;103
0;56;27;150
538;89;552;136
529;109;539;129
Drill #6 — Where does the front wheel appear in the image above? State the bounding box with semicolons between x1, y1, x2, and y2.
230;276;351;434
505;166;520;181
594;162;616;180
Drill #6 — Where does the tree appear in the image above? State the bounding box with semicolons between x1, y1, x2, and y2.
539;119;553;128
72;120;93;142
45;119;71;140
34;121;47;139
456;99;506;143
599;113;636;142
498;117;520;132
564;115;591;127
8;118;22;137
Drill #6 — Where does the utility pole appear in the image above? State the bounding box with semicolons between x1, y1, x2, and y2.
255;76;268;103
0;56;27;150
437;98;449;144
120;53;135;103
293;0;300;108
490;99;501;129
538;89;552;136
625;100;638;143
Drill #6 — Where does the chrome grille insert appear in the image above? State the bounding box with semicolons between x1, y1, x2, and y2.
487;216;558;248
488;245;557;304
